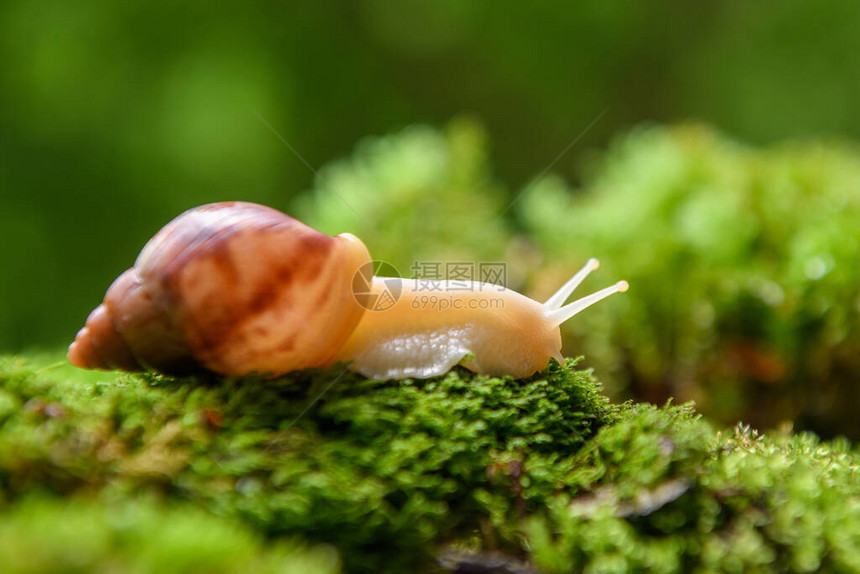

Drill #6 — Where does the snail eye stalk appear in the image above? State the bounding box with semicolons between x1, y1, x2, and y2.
543;258;628;326
543;258;600;310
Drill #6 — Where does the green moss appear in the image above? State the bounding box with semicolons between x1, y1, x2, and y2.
0;496;338;574
527;412;860;573
519;124;860;439
1;355;857;573
0;356;611;572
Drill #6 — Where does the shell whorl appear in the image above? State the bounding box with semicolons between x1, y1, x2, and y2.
68;267;201;374
68;202;372;376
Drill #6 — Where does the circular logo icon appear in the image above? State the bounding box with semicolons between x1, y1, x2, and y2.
352;260;402;311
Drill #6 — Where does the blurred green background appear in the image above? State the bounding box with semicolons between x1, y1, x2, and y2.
2;1;859;436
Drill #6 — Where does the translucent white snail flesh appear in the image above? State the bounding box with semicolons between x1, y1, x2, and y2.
68;201;628;379
338;261;628;379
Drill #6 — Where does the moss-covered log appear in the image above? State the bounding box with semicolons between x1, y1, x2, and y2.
0;356;857;572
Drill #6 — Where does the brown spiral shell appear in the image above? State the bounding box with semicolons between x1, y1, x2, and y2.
67;202;372;376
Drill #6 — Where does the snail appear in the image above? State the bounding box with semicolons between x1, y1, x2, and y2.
68;201;628;379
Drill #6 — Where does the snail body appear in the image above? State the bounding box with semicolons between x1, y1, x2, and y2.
337;270;626;379
69;202;627;379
